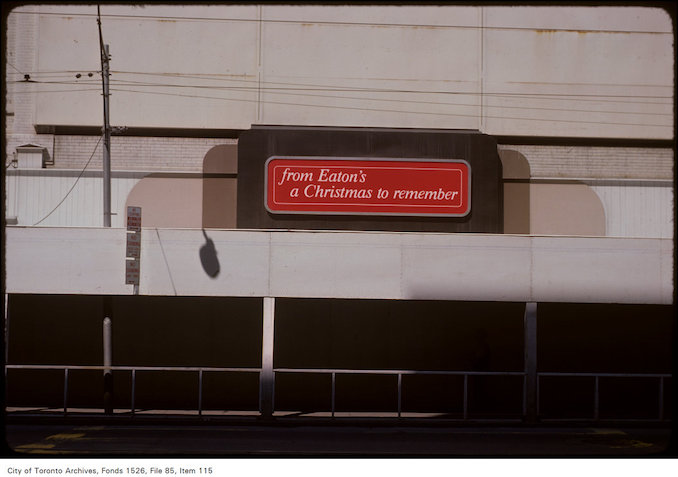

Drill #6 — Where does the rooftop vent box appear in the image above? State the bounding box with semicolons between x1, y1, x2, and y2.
16;144;48;169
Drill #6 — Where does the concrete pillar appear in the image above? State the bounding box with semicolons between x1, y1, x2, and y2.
103;316;113;414
103;295;113;414
259;297;275;418
4;294;9;364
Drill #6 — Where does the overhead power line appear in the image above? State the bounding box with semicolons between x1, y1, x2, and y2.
10;9;673;35
110;87;673;129
8;69;674;93
10;88;102;94
32;135;103;226
11;76;672;120
13;78;674;101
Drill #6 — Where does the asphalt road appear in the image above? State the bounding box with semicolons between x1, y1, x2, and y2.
3;423;674;456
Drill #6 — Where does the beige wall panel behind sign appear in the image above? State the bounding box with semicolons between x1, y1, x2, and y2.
260;5;482;129
203;144;238;229
482;7;674;139
500;149;531;235
203;179;237;229
504;182;530;235
530;182;606;237
125;176;203;229
35;5;260;129
36;10;102;126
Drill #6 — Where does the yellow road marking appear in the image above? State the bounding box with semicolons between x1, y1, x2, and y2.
14;443;56;450
590;428;627;435
46;432;86;440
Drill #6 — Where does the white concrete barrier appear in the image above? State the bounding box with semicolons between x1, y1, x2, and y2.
5;227;673;304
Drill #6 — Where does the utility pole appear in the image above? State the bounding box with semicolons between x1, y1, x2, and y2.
98;7;113;415
101;43;112;228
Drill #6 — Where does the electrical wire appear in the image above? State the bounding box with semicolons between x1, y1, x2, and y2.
12;76;673;98
10;9;673;35
110;71;673;92
32;135;103;226
10;80;669;121
10;88;102;94
104;80;672;117
9;75;671;120
110;87;672;128
13;78;673;106
12;74;673;102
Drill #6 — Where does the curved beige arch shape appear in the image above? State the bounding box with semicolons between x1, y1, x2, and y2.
530;181;606;237
500;149;606;237
124;144;238;229
125;173;204;229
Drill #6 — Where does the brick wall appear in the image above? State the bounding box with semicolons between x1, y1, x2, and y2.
5;6;56;165
53;135;236;172
500;145;673;180
47;138;674;177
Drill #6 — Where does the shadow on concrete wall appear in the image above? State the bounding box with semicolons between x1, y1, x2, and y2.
199;229;220;278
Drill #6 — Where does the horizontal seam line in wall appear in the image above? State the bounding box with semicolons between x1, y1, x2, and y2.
496;136;674;148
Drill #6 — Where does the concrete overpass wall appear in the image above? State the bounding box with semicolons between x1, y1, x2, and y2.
5;227;673;304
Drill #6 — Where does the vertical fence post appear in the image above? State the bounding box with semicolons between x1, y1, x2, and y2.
522;374;527;417
537;374;541;416
524;302;538;423
594;376;600;421
198;370;203;418
259;297;275;419
397;373;402;418
63;368;69;417
131;369;136;417
331;372;336;418
463;374;468;420
658;377;664;421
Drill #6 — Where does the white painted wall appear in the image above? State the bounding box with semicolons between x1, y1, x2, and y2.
6;227;673;304
590;181;674;239
8;4;672;138
7;169;672;238
5;169;147;227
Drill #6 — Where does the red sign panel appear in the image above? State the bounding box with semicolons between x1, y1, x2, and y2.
125;258;140;285
265;157;471;217
127;206;141;231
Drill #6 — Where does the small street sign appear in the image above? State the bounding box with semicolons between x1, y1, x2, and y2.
126;206;141;288
126;230;141;259
127;206;141;231
125;258;140;285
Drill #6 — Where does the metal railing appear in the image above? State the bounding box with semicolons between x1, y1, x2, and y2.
274;368;526;419
537;372;671;422
5;364;672;422
5;364;260;417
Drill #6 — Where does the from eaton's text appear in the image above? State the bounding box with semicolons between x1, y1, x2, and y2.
275;167;459;202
